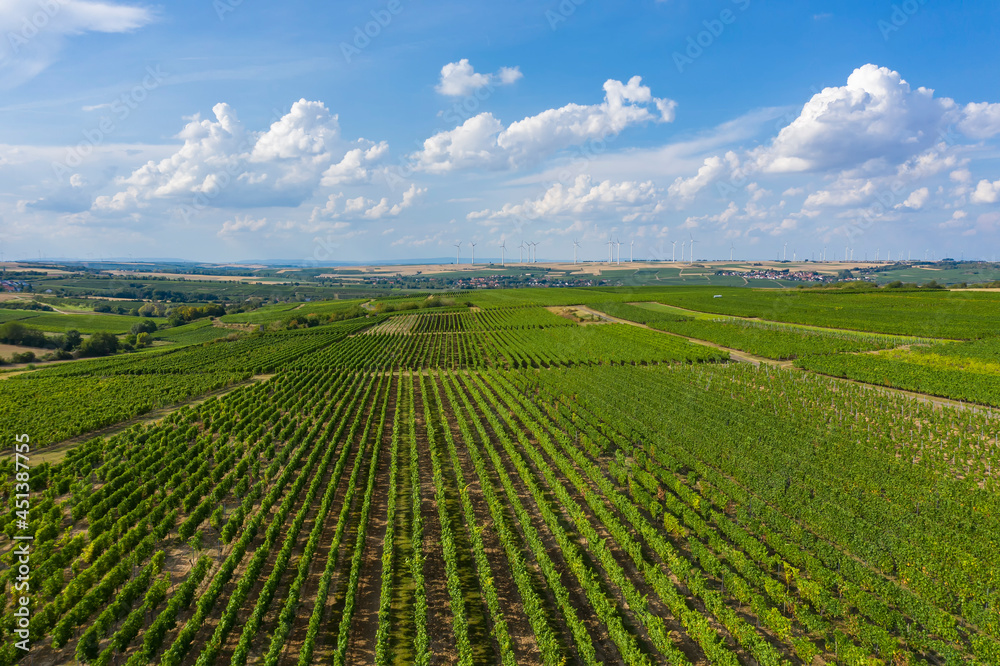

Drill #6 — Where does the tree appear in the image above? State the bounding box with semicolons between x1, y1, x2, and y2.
0;321;48;347
139;302;166;317
63;329;82;350
131;319;158;335
78;331;120;357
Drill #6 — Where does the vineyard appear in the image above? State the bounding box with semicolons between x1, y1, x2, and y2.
795;347;1000;406
151;321;236;346
640;318;929;361
623;287;1000;339
2;293;1000;665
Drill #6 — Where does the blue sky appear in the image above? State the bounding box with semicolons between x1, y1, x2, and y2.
1;0;999;263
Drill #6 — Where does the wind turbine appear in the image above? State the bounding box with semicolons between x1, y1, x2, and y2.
783;242;788;261
630;240;634;263
573;240;580;264
680;240;686;263
689;234;696;262
531;241;539;263
499;240;506;267
454;241;462;265
730;242;735;262
616;238;622;265
671;240;677;262
469;241;477;265
518;241;525;263
607;238;613;264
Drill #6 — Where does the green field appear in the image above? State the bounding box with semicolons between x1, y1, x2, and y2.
17;313;168;334
0;310;37;324
631;286;1000;338
151;320;237;345
217;302;303;324
870;263;1000;285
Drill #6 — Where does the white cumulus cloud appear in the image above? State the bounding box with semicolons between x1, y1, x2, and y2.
804;179;879;208
971;179;1000;204
958;102;1000;140
94;99;388;211
218;215;267;237
755;64;956;174
667;153;737;201
900;187;930;210
435;59;523;97
467;174;662;224
414;76;676;172
311;183;425;221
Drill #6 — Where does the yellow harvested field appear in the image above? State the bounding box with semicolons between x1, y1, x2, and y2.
107;270;289;283
1;262;72;275
314;259;882;277
0;342;54;359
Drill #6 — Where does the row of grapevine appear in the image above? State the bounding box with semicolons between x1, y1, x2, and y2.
798;349;1000;407
531;363;1000;662
646;316;920;360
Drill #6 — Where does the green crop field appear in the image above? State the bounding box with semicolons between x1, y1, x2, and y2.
0;311;37;324
870;264;1000;285
19;313;169;334
629;286;1000;338
150;321;237;345
3;286;1000;666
